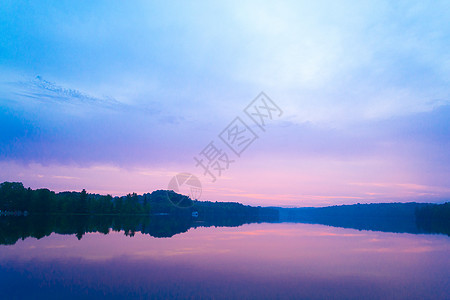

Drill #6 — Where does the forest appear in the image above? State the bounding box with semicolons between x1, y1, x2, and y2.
0;181;279;220
0;181;150;215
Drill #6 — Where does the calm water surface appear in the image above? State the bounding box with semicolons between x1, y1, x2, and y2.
0;222;449;299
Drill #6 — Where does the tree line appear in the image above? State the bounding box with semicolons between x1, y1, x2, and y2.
0;182;150;215
0;182;279;218
0;181;281;245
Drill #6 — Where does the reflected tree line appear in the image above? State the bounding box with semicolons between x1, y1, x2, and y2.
0;182;279;245
0;182;448;245
0;212;281;245
415;202;450;235
0;215;187;245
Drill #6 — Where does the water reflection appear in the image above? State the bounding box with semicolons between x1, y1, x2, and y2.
1;212;449;299
0;213;279;245
0;223;448;299
1;209;448;247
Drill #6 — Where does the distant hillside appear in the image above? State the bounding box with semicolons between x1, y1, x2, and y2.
277;202;450;235
279;202;428;219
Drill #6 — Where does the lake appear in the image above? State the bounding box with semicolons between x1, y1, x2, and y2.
0;219;449;299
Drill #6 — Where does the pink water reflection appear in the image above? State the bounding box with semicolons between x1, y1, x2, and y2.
0;223;449;299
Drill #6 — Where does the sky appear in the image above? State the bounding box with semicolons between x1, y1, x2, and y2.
0;0;449;207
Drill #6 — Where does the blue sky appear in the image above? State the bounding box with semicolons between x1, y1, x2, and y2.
0;1;449;206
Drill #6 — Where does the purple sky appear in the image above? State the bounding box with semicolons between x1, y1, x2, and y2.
0;1;449;206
